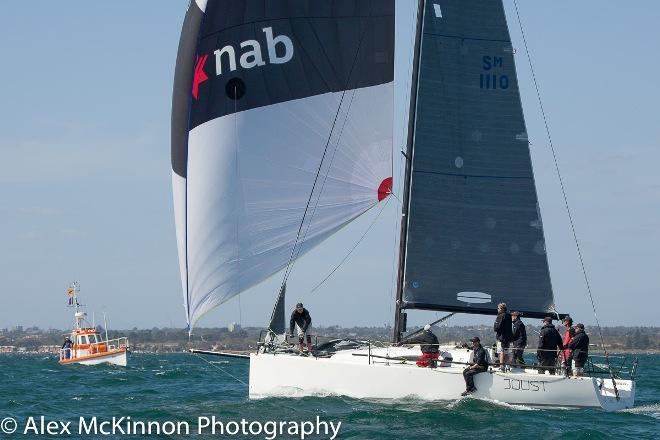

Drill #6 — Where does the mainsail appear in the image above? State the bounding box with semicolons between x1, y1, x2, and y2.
400;0;556;318
172;0;395;327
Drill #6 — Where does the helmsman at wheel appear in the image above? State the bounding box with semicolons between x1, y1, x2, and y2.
290;302;312;352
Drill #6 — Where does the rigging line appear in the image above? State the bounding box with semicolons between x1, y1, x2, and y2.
277;24;370;291
513;0;604;341
233;85;243;327
191;352;247;385
285;88;358;280
512;0;619;397
278;89;349;288
390;6;415;318
266;88;350;328
309;196;391;295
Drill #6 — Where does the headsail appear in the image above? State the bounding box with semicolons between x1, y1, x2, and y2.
401;0;555;317
268;283;286;336
172;0;395;327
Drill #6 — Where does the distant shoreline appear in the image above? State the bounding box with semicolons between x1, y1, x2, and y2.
2;325;658;354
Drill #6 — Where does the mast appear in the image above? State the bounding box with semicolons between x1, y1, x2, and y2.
393;0;425;343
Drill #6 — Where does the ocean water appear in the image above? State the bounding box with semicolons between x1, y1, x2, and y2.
0;353;657;439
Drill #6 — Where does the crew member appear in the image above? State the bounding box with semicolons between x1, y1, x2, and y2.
289;303;312;352
537;317;562;374
407;324;440;368
462;337;488;396
493;303;513;370
62;336;73;360
561;316;575;376
511;311;527;366
568;323;590;376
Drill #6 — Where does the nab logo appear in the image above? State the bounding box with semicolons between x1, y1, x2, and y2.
192;27;294;100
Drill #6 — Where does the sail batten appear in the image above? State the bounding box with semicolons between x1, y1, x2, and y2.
401;0;556;316
172;0;395;328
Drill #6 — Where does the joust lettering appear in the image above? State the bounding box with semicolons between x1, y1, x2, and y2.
503;378;548;392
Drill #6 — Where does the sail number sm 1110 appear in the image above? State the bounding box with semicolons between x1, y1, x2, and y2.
480;55;509;90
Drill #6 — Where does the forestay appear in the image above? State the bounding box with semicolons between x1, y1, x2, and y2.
171;0;395;327
402;0;555;317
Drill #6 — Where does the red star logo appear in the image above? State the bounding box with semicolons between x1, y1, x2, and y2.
192;54;209;100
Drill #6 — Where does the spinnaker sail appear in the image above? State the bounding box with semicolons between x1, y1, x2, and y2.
172;0;395;327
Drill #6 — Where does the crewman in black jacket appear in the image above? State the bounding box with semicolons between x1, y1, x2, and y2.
537;317;563;374
462;337;489;396
568;323;590;376
493;303;513;370
511;311;527;366
289;302;312;352
407;324;440;368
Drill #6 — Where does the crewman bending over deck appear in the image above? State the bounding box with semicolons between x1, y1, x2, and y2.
408;324;440;368
289;302;312;353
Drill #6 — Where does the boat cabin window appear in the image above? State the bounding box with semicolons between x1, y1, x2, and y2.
89;334;99;344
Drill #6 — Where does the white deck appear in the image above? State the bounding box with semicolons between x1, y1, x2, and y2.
249;345;634;411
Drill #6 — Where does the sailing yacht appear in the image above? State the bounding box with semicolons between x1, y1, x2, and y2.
170;0;636;410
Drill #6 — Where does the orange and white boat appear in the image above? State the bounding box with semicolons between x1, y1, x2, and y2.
59;282;129;367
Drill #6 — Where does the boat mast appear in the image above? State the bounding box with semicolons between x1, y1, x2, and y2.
393;0;425;343
70;282;85;331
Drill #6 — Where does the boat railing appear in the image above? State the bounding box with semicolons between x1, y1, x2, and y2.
373;343;638;379
255;330;322;355
586;354;638;380
104;337;129;351
254;333;638;379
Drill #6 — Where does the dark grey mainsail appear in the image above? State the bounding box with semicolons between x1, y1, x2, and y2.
400;0;555;318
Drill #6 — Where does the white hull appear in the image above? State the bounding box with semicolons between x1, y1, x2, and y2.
62;350;127;367
249;346;634;411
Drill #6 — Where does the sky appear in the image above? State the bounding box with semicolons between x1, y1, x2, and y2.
0;1;658;331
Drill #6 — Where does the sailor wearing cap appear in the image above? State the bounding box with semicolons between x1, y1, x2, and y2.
461;336;488;396
567;323;590;376
289;303;312;353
